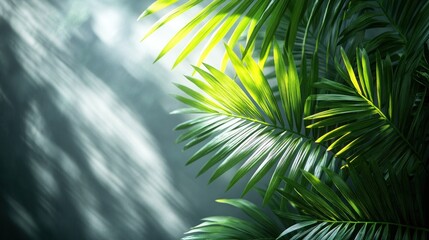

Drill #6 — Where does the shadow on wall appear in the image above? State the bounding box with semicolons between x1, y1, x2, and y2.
0;0;260;239
0;18;37;239
0;1;191;239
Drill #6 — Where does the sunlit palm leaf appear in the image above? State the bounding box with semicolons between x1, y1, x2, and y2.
182;199;281;240
276;164;429;239
306;48;428;172
138;0;179;19
175;44;341;201
139;0;310;68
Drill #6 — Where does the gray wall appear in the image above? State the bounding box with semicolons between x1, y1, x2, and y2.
0;1;257;239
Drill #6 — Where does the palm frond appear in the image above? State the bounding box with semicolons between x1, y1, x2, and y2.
305;48;428;172
182;199;281;240
291;0;348;79
276;164;429;239
340;0;429;68
174;43;342;201
264;0;351;125
139;0;311;68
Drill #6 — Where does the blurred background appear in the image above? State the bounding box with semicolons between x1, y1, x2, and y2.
0;0;258;239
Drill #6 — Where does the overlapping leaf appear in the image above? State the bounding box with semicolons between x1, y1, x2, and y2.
139;1;429;239
306;48;427;172
182;199;281;240
340;0;429;67
139;0;311;69
276;164;429;239
175;43;341;201
265;0;352;129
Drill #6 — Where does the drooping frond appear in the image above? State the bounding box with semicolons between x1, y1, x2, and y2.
174;43;342;201
306;48;429;172
182;199;281;240
276;164;429;239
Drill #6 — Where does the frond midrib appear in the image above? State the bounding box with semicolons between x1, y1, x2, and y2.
216;111;346;163
374;0;407;44
358;88;425;166
220;112;309;140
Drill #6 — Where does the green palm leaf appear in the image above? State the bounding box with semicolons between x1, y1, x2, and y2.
182;199;282;240
340;0;429;66
139;0;310;68
264;1;351;129
175;43;342;201
305;48;428;172
276;164;429;239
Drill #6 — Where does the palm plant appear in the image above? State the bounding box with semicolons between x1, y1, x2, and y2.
140;0;429;239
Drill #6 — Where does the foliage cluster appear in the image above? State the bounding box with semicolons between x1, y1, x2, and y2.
140;1;429;239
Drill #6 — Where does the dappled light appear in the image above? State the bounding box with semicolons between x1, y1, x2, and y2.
0;0;239;239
